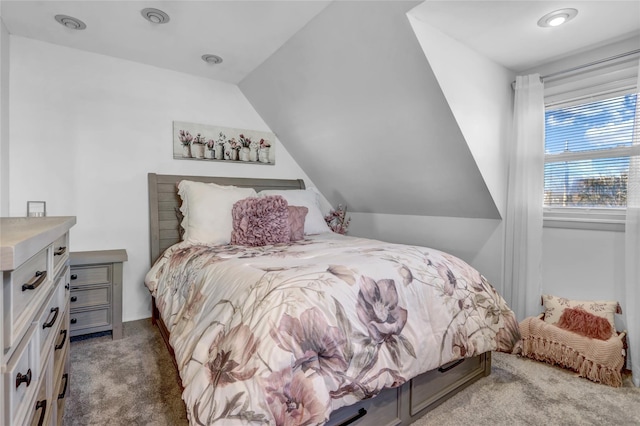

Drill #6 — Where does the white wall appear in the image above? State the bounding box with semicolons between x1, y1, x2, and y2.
9;36;317;321
0;17;9;216
343;12;516;295
542;227;626;329
349;213;505;294
407;13;515;219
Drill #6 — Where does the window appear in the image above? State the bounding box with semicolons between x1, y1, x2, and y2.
543;93;640;229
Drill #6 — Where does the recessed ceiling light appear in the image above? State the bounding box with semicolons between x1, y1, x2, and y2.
537;8;578;28
141;8;170;24
54;15;86;30
202;54;223;65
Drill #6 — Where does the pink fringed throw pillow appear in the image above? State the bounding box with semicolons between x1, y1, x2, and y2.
556;307;613;340
287;206;308;241
231;195;290;246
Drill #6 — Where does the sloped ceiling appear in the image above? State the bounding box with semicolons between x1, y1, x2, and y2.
240;0;500;219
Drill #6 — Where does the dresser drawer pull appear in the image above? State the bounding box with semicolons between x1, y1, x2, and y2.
71;296;78;302
71;274;78;280
35;399;47;426
43;307;60;329
70;318;77;324
22;270;47;291
66;283;70;290
15;369;32;388
58;373;69;399
55;329;68;350
339;408;367;426
54;246;67;256
438;358;465;373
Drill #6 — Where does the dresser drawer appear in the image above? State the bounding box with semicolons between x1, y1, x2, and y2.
410;354;486;416
36;283;66;358
28;353;52;426
53;310;70;377
70;265;111;287
3;324;39;426
4;246;52;349
70;284;111;309
52;233;69;274
70;307;111;332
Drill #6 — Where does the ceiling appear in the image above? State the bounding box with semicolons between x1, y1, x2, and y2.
410;1;640;72
0;0;331;84
1;1;639;84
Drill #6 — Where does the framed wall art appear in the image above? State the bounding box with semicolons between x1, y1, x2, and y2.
173;121;276;165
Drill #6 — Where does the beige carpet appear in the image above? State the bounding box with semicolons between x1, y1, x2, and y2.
63;319;639;426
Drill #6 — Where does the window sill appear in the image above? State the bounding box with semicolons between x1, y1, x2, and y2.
543;208;626;232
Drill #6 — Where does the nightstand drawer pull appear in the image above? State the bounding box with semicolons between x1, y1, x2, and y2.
22;270;47;291
43;307;60;329
58;373;69;399
71;274;78;280
55;329;68;350
71;296;78;302
54;246;67;256
70;318;77;324
15;368;32;388
35;400;47;426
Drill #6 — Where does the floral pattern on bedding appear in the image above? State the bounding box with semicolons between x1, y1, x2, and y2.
145;234;520;425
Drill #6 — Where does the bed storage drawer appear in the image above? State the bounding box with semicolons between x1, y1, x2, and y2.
327;386;401;426
409;353;489;417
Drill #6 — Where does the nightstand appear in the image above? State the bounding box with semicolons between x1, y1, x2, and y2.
69;249;127;340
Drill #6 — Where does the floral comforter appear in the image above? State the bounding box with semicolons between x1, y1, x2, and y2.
145;234;520;425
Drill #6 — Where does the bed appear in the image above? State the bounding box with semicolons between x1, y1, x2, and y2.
145;173;520;426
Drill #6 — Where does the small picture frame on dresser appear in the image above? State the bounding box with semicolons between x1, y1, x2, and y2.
27;200;46;217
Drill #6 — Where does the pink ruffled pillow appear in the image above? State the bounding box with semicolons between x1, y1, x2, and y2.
231;196;290;246
288;206;308;241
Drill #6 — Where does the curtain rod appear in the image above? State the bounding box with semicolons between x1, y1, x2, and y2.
540;48;640;81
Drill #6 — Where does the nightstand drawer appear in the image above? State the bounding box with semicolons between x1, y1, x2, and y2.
70;307;111;332
70;285;111;309
70;265;111;287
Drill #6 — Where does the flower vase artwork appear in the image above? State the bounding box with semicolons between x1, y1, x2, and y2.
173;121;276;165
205;140;215;159
239;134;252;162
259;139;271;163
179;130;193;158
249;140;259;162
191;133;206;159
240;148;250;161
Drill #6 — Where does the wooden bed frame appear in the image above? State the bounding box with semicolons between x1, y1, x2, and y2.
147;172;491;426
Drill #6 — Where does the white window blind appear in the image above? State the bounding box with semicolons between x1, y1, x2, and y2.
544;93;639;209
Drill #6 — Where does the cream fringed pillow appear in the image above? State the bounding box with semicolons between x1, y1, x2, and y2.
541;294;621;336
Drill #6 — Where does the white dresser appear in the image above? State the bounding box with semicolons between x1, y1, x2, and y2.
1;216;76;426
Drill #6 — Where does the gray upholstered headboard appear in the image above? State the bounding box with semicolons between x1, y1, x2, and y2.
147;173;306;265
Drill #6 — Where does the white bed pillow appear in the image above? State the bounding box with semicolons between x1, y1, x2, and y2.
178;180;257;245
259;188;331;235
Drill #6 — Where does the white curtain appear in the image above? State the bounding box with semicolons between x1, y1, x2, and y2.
504;74;545;321
626;62;640;387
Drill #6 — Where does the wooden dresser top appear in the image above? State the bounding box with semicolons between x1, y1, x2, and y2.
0;216;76;270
